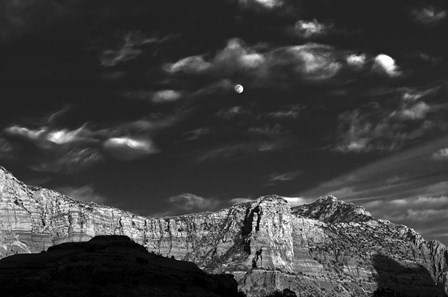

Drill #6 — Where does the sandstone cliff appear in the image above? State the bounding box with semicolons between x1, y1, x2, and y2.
0;166;447;296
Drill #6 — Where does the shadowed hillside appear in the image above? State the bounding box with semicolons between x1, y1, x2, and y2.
372;254;446;297
0;235;242;297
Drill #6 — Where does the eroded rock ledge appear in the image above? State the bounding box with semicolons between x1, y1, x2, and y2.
1;166;447;296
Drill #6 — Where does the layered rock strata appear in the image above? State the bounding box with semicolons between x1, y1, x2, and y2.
0;166;447;296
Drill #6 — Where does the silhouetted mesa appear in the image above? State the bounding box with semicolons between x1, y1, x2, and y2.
0;235;241;297
0;166;447;296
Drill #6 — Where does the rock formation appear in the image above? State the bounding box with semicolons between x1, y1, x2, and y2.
0;235;240;297
1;166;447;296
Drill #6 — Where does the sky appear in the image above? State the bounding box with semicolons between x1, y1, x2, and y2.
0;0;447;244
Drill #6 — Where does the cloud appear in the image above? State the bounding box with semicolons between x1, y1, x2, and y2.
168;193;219;212
164;56;212;74
103;137;158;160
411;6;447;26
239;0;284;10
0;138;14;159
5;125;93;148
230;198;254;204
267;170;301;185
165;39;345;87
100;31;170;67
294;19;333;38
327;187;356;199
363;195;448;241
432;148;448;160
152;90;183;103
373;54;401;77
302;136;448;203
31;147;103;173
392;102;431;120
346;54;367;69
282;196;312;207
336;87;442;153
46;127;92;145
267;105;302;119
5;126;46;142
58;185;107;204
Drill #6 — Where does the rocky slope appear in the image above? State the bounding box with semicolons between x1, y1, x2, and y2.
0;235;240;297
0;166;447;296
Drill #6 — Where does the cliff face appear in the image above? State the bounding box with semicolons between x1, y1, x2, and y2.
0;166;447;297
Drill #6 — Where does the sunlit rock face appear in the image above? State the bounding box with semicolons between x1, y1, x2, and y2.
1;166;447;297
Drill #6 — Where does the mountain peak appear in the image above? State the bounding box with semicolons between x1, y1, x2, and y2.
292;195;372;223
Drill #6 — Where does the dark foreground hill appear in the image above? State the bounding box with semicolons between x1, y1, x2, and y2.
0;235;241;297
0;166;447;296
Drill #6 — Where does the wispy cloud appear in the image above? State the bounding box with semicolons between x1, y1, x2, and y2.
411;6;447;26
58;185;107;204
266;170;301;186
168;193;220;212
0;138;14;160
103;137;158;160
31;147;103;173
336;86;445;153
164;39;357;88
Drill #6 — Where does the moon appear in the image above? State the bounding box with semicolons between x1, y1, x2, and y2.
234;84;244;94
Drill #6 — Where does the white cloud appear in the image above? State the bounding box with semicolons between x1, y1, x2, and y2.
46;127;90;145
346;53;367;69
394;101;431;120
103;137;158;160
373;54;400;77
58;185;107;204
164;55;211;74
285;44;341;80
432;148;448;160
230;198;254;204
168;193;219;212
165;40;344;87
5;125;93;147
5;126;46;141
239;0;283;9
295;19;332;38
327;187;356;199
152;90;182;103
282;197;312;207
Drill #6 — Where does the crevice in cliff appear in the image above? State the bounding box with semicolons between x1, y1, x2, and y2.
252;248;263;268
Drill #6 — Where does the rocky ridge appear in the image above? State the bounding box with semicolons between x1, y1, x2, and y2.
0;166;447;296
